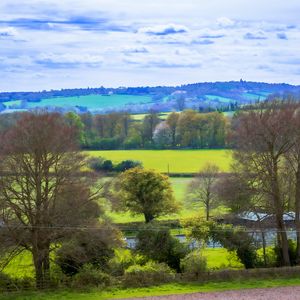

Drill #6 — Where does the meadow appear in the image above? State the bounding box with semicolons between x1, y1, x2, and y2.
4;95;153;112
88;149;232;174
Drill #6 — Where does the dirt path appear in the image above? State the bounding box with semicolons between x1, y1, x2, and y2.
128;286;300;300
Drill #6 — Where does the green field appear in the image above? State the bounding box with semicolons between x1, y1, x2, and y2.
88;150;232;174
3;278;300;300
5;95;152;112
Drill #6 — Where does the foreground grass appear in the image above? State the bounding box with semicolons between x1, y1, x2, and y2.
88;149;232;174
3;278;300;300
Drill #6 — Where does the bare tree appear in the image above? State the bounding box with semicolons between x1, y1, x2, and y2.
0;113;110;288
187;163;220;220
283;100;300;262
231;101;296;266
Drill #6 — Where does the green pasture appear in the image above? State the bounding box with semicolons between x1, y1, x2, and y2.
20;95;152;112
88;150;232;174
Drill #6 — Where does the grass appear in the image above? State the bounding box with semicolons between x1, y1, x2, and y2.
203;248;243;270
22;95;152;112
2;278;300;299
88;149;232;174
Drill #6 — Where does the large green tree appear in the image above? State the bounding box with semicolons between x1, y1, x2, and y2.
116;167;179;223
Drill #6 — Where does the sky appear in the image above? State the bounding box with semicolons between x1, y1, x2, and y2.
1;0;300;91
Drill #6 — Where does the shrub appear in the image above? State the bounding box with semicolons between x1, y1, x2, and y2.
108;248;147;276
136;225;188;272
114;160;142;172
256;246;277;268
102;160;114;171
123;261;175;287
88;157;105;172
0;272;34;292
180;250;207;277
72;265;111;289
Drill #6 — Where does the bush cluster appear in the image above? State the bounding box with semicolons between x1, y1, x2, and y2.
88;157;142;172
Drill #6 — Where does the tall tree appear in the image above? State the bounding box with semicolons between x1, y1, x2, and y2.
0;113;113;288
231;101;295;266
166;112;179;148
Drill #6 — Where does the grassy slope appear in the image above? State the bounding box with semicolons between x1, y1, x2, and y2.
88;150;232;174
24;95;152;111
3;278;300;300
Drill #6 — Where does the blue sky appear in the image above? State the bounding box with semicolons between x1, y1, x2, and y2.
0;0;300;91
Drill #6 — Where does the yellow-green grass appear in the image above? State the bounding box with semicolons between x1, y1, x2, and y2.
131;112;171;121
203;248;243;270
2;251;34;278
88;150;232;174
3;278;300;300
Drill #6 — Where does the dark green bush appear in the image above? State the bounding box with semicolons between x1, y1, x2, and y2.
123;261;175;287
114;160;142;172
136;225;188;272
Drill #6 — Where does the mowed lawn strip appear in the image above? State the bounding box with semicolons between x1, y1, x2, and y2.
3;278;300;300
87;150;232;174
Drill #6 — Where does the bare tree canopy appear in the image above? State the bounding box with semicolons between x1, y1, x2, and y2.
0;113;116;288
187;163;220;221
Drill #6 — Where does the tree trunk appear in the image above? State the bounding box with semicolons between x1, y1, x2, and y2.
32;242;51;289
206;203;209;221
276;215;290;266
144;213;154;223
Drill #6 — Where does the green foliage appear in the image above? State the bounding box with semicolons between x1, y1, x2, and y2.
210;223;257;269
123;261;175;287
182;218;257;269
136;225;188;272
117;168;179;222
71;265;111;289
108;249;147;276
256;247;277;268
180;250;207;276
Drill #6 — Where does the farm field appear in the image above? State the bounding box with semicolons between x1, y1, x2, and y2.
4;95;153;112
3;279;300;300
88;150;232;174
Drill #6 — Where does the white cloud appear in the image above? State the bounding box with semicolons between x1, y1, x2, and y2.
138;24;188;35
216;17;235;28
0;26;18;37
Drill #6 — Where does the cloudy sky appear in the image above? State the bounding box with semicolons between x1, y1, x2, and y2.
1;0;300;91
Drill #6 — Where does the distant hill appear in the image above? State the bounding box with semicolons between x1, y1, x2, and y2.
1;81;299;114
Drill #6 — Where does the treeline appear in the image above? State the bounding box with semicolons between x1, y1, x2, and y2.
66;110;229;150
0;110;229;150
1;81;299;103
